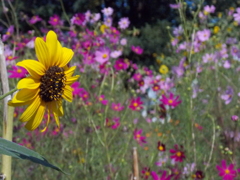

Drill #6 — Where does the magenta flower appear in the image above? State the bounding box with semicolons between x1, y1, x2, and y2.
6;55;18;61
71;82;82;97
129;97;143;111
216;160;237;180
71;13;86;26
131;45;143;55
29;15;42;24
133;128;147;145
48;14;63;26
196;29;211;42
105;117;120;129
94;49;110;64
118;17;130;29
98;95;108;105
8;66;28;79
169;144;186;162
111;103;124;111
160;92;181;108
114;58;129;71
2;25;14;42
151;171;172;180
133;73;142;81
141;167;151;179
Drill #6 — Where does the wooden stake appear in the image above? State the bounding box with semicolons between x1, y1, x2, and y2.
132;147;140;180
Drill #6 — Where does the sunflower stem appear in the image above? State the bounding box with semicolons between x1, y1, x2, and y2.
0;37;14;180
0;88;17;101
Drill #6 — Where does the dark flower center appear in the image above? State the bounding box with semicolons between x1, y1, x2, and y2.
39;66;66;102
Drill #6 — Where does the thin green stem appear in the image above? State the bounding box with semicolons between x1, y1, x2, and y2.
58;0;70;25
0;88;17;101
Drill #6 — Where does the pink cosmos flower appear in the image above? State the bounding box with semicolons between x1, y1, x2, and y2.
160;92;181;108
8;66;28;78
233;8;240;24
98;95;108;105
101;7;114;16
203;5;215;15
133;128;147;145
169;144;186;162
151;171;172;180
114;58;129;71
196;29;211;42
118;17;130;29
29;15;42;24
131;45;143;55
48;14;63;26
105;117;120;129
95;48;110;64
111;103;124;111
71;13;86;26
71;81;82;97
216;160;237;180
169;3;181;9
110;50;122;58
133;73;142;81
104;17;112;27
2;25;14;42
129;97;143;111
79;88;90;101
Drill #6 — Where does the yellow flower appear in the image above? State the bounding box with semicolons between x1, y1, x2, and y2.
213;26;220;34
8;31;79;131
159;65;169;74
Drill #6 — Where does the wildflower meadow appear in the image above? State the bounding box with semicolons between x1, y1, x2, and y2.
1;0;240;179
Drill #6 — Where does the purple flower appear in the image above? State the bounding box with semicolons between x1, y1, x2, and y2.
223;60;231;69
101;7;114;16
203;5;215;15
233;8;240;24
48;14;63;26
29;15;42;24
202;53;216;63
221;86;234;104
118;17;130;29
196;29;211;42
2;25;14;42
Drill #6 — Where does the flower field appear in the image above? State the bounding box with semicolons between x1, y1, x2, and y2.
1;1;240;180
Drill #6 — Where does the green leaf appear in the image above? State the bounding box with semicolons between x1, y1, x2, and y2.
0;138;68;174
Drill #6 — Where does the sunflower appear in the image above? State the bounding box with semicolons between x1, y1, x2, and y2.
8;30;79;131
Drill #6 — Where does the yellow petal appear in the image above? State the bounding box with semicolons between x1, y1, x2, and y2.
62;85;73;102
8;100;30;107
17;60;46;79
59;47;74;67
66;75;80;85
17;77;40;89
40;109;50;132
46;30;62;67
25;101;46;130
64;66;77;77
11;89;39;103
20;95;42;122
35;37;50;69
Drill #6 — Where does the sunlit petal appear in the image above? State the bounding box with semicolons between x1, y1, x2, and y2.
20;95;42;122
17;60;46;79
35;37;50;69
65;75;80;85
12;89;39;103
25;101;46;130
17;77;40;89
58;47;74;67
62;85;73;102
